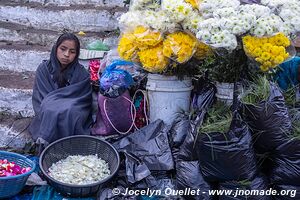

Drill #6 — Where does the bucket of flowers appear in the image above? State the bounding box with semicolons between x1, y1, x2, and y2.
117;0;212;124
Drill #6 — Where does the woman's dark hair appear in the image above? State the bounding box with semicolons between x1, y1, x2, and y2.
56;32;80;60
54;32;80;88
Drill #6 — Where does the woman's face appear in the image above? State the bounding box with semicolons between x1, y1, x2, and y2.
56;40;77;68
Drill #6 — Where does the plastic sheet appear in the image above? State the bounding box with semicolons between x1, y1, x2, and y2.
113;120;174;171
32;185;95;200
270;138;300;186
177;79;216;162
241;83;292;153
219;175;271;200
176;161;212;200
273;185;300;200
169;113;191;161
100;60;134;98
196;112;258;182
87;40;110;51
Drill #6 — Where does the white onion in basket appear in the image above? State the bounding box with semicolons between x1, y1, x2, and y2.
48;155;110;185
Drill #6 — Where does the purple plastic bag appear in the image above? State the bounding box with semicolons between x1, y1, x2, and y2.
91;90;135;136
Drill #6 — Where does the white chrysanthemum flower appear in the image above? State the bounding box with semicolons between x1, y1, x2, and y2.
239;4;271;18
251;14;283;37
182;10;203;33
199;0;240;18
213;7;237;18
161;0;193;23
143;10;178;33
118;11;145;32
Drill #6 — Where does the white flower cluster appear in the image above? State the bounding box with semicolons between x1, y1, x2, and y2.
118;11;144;32
119;10;178;33
129;0;160;11
182;10;203;34
250;14;284;37
143;10;178;33
279;1;300;33
261;0;289;9
197;19;238;50
48;155;111;185
239;4;271;18
200;0;240;18
196;6;256;50
161;0;193;23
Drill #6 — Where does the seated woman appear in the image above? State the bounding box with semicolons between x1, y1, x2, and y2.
29;33;93;145
274;36;300;91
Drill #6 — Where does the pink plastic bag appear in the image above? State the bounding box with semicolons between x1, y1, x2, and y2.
91;90;136;136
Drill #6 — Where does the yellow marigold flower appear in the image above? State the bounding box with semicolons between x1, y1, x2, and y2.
270;46;280;55
185;0;199;9
273;55;284;65
262;43;273;53
133;26;163;50
163;32;197;63
260;65;269;72
260;52;271;61
253;48;262;57
264;61;273;68
194;41;212;60
260;38;268;44
138;44;169;73
272;33;291;47
117;33;138;61
243;33;291;72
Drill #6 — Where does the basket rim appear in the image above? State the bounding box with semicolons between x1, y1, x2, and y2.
39;135;120;188
0;150;36;180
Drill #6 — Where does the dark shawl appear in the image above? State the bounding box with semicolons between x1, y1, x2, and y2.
29;46;93;143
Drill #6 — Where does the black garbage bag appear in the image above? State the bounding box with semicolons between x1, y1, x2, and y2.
273;185;300;200
98;186;137;200
270;138;300;186
122;151;152;184
169;113;191;162
176;161;213;200
113;120;174;171
241;83;292;153
176;80;216;162
191;79;216;118
219;175;271;200
196;112;258;182
98;154;176;199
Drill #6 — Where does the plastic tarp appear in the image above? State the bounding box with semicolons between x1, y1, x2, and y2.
273;185;300;200
196;112;258;182
270;138;300;186
241;83;292;153
113;120;174;172
31;185;95;200
219;175;271;200
176;161;212;200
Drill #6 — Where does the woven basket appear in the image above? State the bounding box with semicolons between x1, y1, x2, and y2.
0;151;36;199
39;135;120;197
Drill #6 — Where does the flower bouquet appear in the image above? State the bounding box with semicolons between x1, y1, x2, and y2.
118;0;211;77
117;0;300;121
